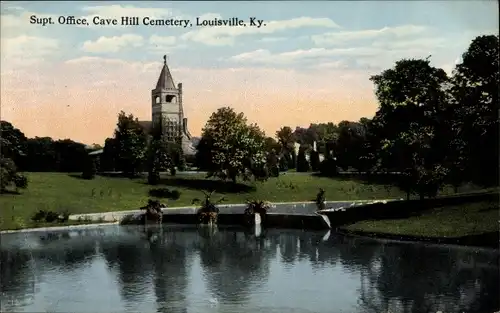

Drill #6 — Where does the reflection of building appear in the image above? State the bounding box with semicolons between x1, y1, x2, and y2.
138;55;196;156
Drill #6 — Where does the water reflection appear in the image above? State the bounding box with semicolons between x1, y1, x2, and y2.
0;225;498;313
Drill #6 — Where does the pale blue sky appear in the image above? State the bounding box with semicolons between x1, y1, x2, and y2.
2;1;498;71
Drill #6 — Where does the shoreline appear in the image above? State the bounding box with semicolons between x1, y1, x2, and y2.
0;222;119;234
336;228;499;250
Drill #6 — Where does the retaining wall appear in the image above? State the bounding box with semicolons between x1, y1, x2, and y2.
68;200;394;230
319;192;498;227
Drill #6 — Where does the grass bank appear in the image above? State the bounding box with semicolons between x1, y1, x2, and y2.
343;199;498;240
0;172;484;231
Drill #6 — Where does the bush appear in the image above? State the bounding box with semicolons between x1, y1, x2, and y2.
278;155;289;172
148;170;160;185
319;158;339;176
310;151;320;171
14;174;28;189
266;151;280;177
0;157;28;192
82;157;97;179
296;149;310;172
31;209;69;223
149;187;181;200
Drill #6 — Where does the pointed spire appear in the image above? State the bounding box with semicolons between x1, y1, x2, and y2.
155;55;176;90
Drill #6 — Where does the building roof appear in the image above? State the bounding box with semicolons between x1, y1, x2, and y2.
89;149;103;155
155;55;176;90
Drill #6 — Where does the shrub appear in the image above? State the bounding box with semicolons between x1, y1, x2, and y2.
266;151;280;177
319;158;339;176
0;157;28;192
296;149;310;172
310;151;320;171
82;157;97;179
31;209;72;223
140;199;164;223
177;156;187;171
192;191;225;225
278;155;289;172
148;170;160;185
149;188;181;200
315;188;326;211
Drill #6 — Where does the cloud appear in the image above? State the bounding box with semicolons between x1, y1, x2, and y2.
82;34;144;53
260;37;288;42
229;47;381;65
1;35;59;68
149;35;180;52
229;34;451;70
312;25;428;46
313;60;350;69
181;17;340;46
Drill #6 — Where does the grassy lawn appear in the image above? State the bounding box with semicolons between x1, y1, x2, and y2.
0;171;412;230
344;200;499;238
0;171;487;231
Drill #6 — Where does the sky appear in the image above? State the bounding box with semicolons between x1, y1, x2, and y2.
1;1;498;145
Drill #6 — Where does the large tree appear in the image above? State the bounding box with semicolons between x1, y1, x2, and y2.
0;121;28;192
146;120;180;184
0;121;27;164
196;107;267;183
335;120;368;171
370;58;450;199
114;111;148;176
448;35;499;187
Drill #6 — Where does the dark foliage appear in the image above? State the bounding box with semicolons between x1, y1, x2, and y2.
315;188;326;211
148;188;181;200
192;190;225;224
310;150;320;171
82;157;97;180
296;149;310;172
139;199;164;223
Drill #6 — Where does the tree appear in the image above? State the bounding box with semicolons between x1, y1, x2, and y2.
309;150;320;171
197;107;267;183
0;157;28;193
276;126;295;152
296;148;310;172
335;120;367;171
264;137;281;154
266;150;280;177
114;111;148;177
370;58;450;199
448;35;499;187
0;121;27;165
101;138;118;172
82;156;97;180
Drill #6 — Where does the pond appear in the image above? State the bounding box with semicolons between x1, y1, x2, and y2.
1;225;498;313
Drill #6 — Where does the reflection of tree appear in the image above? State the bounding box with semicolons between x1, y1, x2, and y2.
355;243;500;313
0;249;35;312
278;231;299;264
149;228;194;313
195;228;272;305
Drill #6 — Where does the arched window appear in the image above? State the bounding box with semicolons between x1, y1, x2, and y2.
155;96;160;104
166;95;176;103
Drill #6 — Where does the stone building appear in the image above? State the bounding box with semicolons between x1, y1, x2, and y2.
138;55;196;156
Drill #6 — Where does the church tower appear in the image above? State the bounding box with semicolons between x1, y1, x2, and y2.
151;55;195;155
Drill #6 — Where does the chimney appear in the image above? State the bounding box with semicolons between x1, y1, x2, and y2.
183;118;188;133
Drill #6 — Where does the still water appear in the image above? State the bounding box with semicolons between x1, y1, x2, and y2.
1;225;498;313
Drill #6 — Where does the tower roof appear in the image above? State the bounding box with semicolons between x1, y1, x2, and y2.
155;55;176;90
